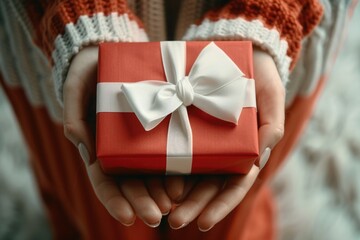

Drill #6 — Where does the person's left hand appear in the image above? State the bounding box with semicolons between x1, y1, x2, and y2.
63;46;172;227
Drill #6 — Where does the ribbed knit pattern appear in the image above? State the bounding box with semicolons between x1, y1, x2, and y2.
52;12;148;102
30;0;148;103
175;0;205;40
1;0;324;109
198;0;324;70
138;0;166;41
182;0;323;87
1;1;358;239
183;18;291;86
38;0;145;56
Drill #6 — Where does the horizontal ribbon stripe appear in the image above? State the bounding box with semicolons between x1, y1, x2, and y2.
96;79;256;113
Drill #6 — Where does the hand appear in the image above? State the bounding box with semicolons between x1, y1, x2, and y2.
165;46;285;231
63;46;172;227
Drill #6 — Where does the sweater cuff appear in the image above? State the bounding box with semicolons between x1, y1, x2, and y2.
183;18;291;87
52;12;149;104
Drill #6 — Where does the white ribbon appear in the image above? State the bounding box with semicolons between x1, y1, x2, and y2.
121;42;249;130
97;41;256;174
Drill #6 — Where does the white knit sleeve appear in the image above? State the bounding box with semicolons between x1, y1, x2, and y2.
52;12;149;104
183;18;291;87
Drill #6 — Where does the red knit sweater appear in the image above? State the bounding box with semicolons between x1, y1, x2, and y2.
4;0;323;104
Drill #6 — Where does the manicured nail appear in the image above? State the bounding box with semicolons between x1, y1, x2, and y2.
259;147;271;170
78;143;90;165
122;220;135;227
199;225;214;232
169;222;188;230
144;220;161;228
162;210;170;216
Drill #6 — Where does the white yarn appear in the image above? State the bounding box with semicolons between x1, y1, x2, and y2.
52;12;149;104
183;18;291;87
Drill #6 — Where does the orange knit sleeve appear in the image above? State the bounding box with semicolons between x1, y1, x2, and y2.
183;0;324;86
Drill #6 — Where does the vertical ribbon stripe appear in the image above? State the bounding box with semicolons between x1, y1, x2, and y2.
160;42;193;174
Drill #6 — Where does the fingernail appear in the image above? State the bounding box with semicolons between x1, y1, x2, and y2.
169;222;188;230
78;143;90;165
162;210;170;216
144;220;161;228
122;220;135;227
259;147;271;170
199;225;214;232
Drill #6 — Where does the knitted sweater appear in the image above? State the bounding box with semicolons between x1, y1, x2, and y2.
0;0;355;122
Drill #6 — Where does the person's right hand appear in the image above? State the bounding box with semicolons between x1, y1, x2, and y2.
164;46;285;231
63;46;172;227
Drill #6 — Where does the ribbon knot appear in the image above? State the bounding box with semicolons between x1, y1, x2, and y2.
176;76;194;106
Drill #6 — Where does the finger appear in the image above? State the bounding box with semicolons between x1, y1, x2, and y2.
197;165;260;231
87;161;136;226
63;46;98;164
256;74;285;153
146;177;172;215
165;176;185;203
120;178;162;227
167;177;223;229
180;176;199;202
165;175;199;204
253;49;285;162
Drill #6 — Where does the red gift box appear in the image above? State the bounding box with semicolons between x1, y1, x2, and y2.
96;41;258;174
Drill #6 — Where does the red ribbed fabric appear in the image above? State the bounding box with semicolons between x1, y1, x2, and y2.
25;0;323;69
25;0;143;58
202;0;323;68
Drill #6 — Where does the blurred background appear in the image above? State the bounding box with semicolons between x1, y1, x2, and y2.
0;6;359;240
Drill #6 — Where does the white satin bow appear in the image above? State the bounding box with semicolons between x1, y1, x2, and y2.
121;42;249;131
